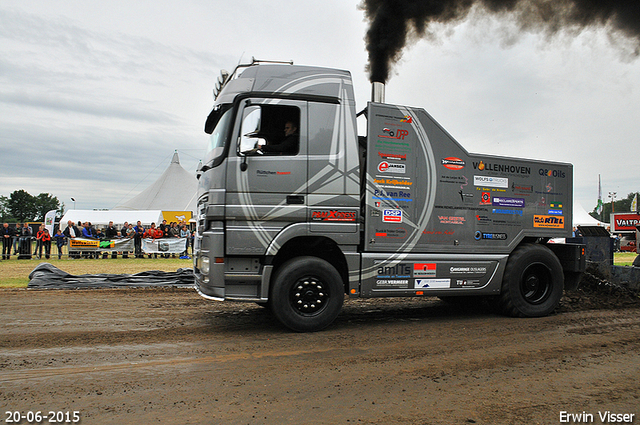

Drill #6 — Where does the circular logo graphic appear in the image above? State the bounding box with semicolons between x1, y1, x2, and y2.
378;161;389;172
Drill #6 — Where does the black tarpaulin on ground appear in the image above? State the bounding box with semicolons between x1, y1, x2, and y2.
28;263;195;289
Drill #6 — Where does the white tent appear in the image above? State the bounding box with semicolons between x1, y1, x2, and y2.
113;151;197;213
573;201;608;227
59;210;163;227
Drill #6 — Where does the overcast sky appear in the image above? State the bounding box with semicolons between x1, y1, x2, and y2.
1;0;638;216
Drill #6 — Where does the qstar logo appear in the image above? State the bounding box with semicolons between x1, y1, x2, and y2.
400;115;412;123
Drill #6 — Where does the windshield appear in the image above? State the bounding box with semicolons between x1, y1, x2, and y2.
205;106;234;165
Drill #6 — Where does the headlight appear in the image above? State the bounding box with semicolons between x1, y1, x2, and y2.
201;256;210;274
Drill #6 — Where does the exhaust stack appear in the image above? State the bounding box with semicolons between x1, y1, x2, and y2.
371;81;385;103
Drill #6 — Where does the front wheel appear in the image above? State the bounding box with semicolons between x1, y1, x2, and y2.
270;256;344;332
499;244;564;317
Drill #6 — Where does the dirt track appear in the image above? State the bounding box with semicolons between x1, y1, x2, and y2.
1;287;639;425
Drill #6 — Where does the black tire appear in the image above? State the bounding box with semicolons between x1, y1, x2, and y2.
499;244;564;317
270;256;344;332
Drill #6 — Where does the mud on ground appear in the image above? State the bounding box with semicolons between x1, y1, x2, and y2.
1;285;639;425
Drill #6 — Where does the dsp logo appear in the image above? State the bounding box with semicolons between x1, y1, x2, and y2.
383;209;403;223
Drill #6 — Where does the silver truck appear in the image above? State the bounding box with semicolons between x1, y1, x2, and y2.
194;60;585;332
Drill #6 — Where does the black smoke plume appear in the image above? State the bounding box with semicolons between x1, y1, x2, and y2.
361;0;640;83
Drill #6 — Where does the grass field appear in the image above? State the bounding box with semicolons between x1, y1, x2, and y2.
0;256;192;288
1;251;637;289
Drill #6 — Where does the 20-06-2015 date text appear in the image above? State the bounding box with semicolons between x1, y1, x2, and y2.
4;411;80;424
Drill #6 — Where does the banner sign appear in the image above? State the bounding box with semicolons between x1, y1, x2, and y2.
142;237;188;254
69;238;135;252
44;209;57;237
611;213;640;233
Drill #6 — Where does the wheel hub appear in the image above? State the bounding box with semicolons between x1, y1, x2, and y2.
291;278;329;315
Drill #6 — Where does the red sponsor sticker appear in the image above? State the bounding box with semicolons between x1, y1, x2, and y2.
442;157;465;170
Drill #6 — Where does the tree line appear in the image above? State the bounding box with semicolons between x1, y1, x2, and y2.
590;192;639;223
0;190;63;223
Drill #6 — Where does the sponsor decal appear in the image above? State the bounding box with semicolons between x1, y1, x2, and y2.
374;178;413;187
374;227;407;239
512;183;534;193
383;209;403;223
539;168;566;178
440;175;466;185
370;209;381;217
379;128;409;140
474;176;508;188
438;216;466;225
415;279;450;289
379;152;407;161
473;161;531;175
414;263;436;277
476;215;492;225
311;210;357;222
373;189;412;202
422;229;455;236
459;191;474;203
256;170;291;176
492;197;525;208
548;209;563;215
449;266;488;275
375;279;409;288
436;205;488;212
374;140;411;151
480;191;491;205
533;215;565;229
442;157;466;170
400;115;413;123
69;239;100;248
492;208;523;216
454;279;482;288
474;231;507;241
378;161;406;174
377;262;412;278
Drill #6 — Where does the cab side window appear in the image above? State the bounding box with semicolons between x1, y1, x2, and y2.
239;104;300;156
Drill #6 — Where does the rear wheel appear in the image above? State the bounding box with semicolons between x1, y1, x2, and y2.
499;244;564;317
270;256;344;332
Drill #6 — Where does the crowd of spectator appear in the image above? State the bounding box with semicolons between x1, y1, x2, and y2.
1;220;195;260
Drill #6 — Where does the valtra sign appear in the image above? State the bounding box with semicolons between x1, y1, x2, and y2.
611;213;640;232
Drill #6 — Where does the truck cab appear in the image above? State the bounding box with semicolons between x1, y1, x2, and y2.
194;60;585;332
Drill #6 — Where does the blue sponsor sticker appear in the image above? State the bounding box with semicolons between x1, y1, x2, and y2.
492;208;523;216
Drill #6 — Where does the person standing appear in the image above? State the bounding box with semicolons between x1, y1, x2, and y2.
120;221;129;258
1;223;14;260
12;223;21;255
19;223;33;257
35;225;45;259
104;221;118;259
41;228;51;259
144;223;163;258
180;224;190;257
133;221;145;258
63;220;80;259
53;229;66;259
